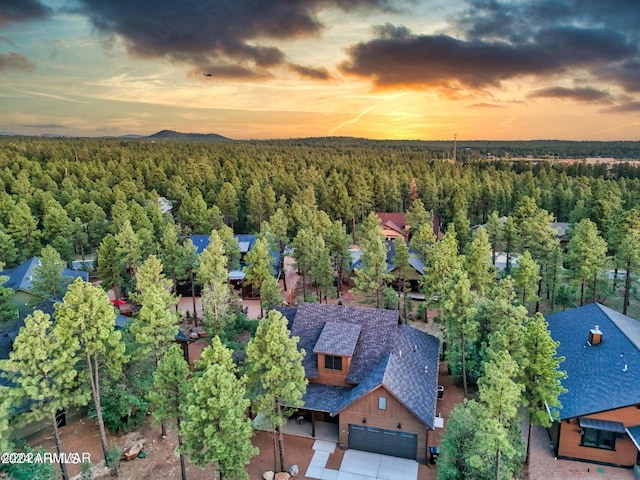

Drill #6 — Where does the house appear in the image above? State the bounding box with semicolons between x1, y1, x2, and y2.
349;239;425;291
1;257;89;320
278;303;440;463
189;234;280;298
375;212;441;242
546;303;640;468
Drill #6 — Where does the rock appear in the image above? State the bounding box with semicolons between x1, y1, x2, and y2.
262;472;274;480
275;473;290;480
288;464;299;477
123;441;144;461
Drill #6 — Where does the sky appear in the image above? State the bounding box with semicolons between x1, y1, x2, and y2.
0;0;639;141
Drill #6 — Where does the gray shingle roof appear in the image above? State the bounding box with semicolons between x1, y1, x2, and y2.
546;303;640;419
290;303;398;383
289;304;440;428
313;322;361;357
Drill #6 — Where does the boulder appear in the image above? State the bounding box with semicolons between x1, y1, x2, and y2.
288;464;299;477
274;473;291;480
262;471;274;480
122;441;144;461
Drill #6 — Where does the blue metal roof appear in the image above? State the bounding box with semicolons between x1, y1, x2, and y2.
546;303;640;419
1;257;89;297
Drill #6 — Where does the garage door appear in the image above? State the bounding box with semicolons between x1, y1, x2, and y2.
348;424;417;459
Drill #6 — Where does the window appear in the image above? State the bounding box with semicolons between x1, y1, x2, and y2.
581;428;616;450
324;355;342;371
378;396;387;410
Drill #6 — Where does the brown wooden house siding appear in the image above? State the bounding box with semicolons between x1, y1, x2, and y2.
557;406;640;467
311;353;353;387
338;385;428;463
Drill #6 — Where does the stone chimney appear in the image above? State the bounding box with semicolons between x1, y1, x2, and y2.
589;325;602;345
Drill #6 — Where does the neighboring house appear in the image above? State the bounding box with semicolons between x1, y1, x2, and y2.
190;234;280;298
551;222;571;248
277;303;440;463
1;257;89;320
546;303;640;468
349;239;425;291
375;212;441;242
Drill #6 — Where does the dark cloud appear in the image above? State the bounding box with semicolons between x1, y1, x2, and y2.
289;63;331;80
341;1;640;99
0;52;35;71
602;102;640;113
76;0;400;79
529;87;612;103
21;124;66;128
0;0;52;27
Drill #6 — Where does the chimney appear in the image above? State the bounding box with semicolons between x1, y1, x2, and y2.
589;325;602;345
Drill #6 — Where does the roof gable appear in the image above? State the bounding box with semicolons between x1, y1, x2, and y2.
547;303;640;419
313;322;361;357
1;257;89;297
290;303;398;383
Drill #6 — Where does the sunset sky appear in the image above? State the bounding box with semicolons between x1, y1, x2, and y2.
1;0;639;140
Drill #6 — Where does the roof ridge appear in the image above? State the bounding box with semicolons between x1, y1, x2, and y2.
595;302;640;353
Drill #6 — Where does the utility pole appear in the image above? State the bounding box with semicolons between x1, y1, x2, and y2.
453;133;457;162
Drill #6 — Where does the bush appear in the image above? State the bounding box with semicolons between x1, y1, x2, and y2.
1;445;56;480
105;444;122;476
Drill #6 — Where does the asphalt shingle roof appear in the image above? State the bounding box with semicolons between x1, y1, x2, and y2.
313;322;361;357
290;303;398;383
546;303;640;419
289;304;440;428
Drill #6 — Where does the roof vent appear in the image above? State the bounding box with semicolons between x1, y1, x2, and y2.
589;325;602;346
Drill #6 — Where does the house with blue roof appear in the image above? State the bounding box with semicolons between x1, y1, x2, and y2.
277;303;440;463
349;239;425;292
190;234;280;298
1;257;89;320
546;303;640;468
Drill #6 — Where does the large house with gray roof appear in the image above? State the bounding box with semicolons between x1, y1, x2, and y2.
546;303;640;468
277;303;440;463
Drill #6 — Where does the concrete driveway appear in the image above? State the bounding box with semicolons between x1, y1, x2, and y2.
305;441;419;480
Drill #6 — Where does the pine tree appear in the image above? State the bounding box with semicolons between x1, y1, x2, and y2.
148;344;191;480
566;219;608;305
96;233;125;308
512;251;540;307
392;238;412;321
130;256;179;375
353;213;392;308
325;220;352;299
521;313;566;464
243;237;274;317
246;310;307;473
0;266;16;322
0;311;87;480
463;227;495;297
440;269;478;397
182;337;258;480
612;209;640;314
477;346;524;480
262;209;289;291
55;279;127;462
485;211;503;265
30;246;70;301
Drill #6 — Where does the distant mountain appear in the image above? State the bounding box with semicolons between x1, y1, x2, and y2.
119;134;144;139
144;129;230;141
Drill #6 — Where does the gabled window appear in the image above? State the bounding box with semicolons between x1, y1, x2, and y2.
324;355;343;371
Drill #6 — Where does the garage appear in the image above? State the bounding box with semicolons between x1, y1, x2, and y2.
348;424;417;460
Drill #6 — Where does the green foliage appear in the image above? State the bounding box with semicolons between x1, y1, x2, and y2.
566;218;608;305
354;213;393;308
105;444;122;476
55;278;128;462
511;251;540;307
246;310;307;471
182;337;257;479
1;445;57;480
